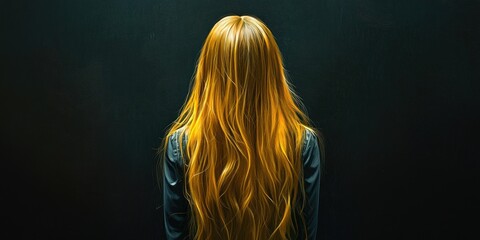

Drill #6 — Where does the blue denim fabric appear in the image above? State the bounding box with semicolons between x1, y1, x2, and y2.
163;128;321;240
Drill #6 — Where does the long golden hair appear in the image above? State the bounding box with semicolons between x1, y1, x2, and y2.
158;15;322;240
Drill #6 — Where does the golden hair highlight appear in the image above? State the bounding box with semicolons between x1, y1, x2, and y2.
158;15;322;240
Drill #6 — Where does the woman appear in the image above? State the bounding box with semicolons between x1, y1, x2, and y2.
157;15;324;240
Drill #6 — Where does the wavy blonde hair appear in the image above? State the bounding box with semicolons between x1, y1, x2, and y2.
158;15;321;240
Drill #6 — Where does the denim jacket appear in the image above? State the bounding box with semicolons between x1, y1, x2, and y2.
163;128;321;240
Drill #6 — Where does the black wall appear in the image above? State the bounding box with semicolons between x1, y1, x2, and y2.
2;0;479;239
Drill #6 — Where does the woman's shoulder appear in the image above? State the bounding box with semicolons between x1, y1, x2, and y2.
302;127;321;168
168;126;188;145
167;126;189;165
303;127;319;150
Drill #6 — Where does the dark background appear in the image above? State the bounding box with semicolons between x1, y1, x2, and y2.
2;0;479;239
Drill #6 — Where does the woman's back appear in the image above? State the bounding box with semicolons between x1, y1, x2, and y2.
163;127;321;240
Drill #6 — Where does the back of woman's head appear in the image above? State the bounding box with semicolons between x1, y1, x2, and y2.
159;15;320;240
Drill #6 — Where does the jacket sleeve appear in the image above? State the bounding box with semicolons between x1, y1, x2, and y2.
164;132;189;240
302;130;321;240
